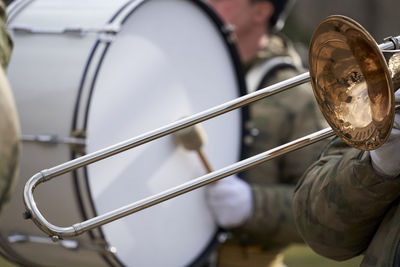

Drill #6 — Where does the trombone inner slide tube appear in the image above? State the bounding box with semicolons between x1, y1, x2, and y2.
23;16;400;240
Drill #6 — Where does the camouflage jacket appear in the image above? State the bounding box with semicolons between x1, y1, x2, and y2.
293;137;400;266
0;0;19;215
227;34;328;250
0;1;12;70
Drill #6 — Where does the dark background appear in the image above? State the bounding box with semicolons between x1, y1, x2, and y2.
282;0;400;65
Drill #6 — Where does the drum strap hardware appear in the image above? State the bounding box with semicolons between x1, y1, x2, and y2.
8;23;121;36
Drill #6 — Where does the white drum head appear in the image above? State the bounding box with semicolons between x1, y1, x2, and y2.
85;0;244;266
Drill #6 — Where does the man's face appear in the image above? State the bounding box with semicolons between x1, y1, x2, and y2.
209;0;256;37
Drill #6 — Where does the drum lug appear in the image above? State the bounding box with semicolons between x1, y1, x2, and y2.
222;24;236;44
21;133;86;147
243;121;259;145
91;239;118;255
97;23;121;43
97;33;116;43
8;23;121;38
8;233;79;250
71;130;87;155
20;131;87;155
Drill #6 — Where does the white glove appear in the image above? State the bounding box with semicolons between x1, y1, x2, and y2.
205;175;253;228
370;90;400;178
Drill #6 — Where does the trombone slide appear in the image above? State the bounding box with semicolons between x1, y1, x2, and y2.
23;22;400;240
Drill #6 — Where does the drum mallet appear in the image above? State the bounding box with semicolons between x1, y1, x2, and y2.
173;123;213;173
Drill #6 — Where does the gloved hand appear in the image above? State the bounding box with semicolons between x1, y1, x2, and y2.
370;90;400;178
205;175;253;228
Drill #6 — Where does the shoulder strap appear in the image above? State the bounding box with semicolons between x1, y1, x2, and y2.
245;56;297;94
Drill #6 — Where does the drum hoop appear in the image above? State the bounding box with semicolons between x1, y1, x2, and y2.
71;0;249;266
71;1;142;266
6;0;33;25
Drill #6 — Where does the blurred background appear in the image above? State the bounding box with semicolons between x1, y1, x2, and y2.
283;0;400;67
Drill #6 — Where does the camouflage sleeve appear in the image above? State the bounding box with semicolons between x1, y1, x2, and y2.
0;0;12;70
235;184;303;250
0;0;18;214
293;137;400;261
235;68;328;249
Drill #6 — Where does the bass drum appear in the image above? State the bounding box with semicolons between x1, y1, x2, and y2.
1;0;247;266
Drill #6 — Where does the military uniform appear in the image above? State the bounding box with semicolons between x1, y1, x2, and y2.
293;136;400;267
0;0;20;215
217;34;328;267
0;1;12;70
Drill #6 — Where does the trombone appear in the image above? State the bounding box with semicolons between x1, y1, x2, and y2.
24;15;400;241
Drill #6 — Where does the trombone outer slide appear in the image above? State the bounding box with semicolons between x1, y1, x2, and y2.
23;36;400;240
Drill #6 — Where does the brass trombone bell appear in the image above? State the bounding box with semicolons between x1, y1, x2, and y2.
23;16;400;240
309;15;398;150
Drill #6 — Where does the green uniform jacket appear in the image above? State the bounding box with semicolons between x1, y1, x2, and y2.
293;137;400;266
0;1;12;70
0;0;20;214
227;35;328;250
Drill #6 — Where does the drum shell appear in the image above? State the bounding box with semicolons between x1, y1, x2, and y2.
1;0;247;266
2;1;124;265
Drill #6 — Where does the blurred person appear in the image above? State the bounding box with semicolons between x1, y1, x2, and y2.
205;0;327;266
0;0;11;69
293;90;400;267
0;0;20;215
